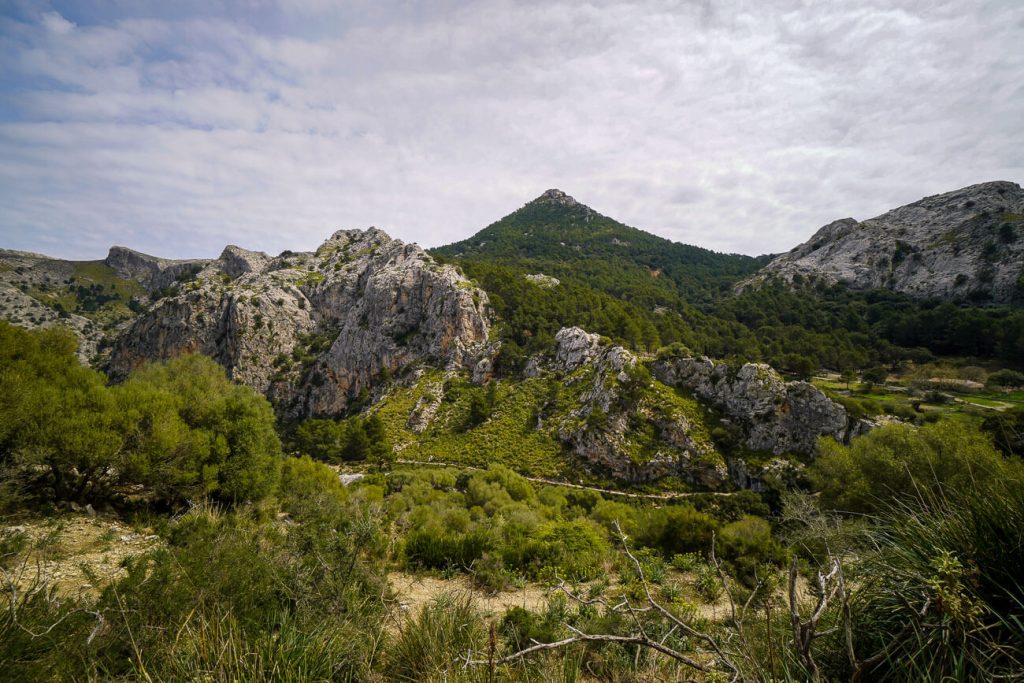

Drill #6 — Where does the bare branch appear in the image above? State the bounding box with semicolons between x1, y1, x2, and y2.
468;520;740;679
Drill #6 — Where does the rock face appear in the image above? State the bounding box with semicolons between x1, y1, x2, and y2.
109;228;490;416
651;355;852;456
104;246;210;293
0;278;100;362
553;327;728;487
0;249;117;362
746;181;1024;304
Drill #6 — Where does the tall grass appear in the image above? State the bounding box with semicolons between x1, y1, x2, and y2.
386;592;485;682
846;479;1024;681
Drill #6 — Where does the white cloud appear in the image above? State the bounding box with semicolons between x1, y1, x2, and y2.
0;0;1022;260
39;11;74;35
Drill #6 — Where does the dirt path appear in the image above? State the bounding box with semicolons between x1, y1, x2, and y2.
389;571;551;617
393;459;736;500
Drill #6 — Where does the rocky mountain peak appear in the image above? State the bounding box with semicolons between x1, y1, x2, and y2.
105;246;210;292
219;245;269;278
746;180;1024;303
323;226;395;250
109;227;490;417
532;189;579;207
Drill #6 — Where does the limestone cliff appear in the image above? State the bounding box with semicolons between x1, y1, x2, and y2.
746;181;1024;304
552;327;728;486
651;354;853;456
109;228;490;416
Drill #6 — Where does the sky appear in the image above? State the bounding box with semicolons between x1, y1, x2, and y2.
0;0;1022;261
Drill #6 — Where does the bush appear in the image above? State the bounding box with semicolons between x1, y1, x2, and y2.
633;505;719;558
504;519;609;581
278;455;347;521
0;323;123;503
471;552;510;593
671;553;701;571
987;368;1024;388
718;515;785;584
292;418;344;461
981;407;1024;457
844;480;1024;680
695;563;722;602
1;503;388;680
809;421;1022;514
118;354;283;504
403;528;493;570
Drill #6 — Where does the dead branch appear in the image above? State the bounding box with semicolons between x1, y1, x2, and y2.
466;519;741;680
788;555;842;682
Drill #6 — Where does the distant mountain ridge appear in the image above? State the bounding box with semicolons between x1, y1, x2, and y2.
746;181;1024;304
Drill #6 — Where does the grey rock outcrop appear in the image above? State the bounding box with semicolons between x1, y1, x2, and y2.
745;181;1024;304
553;326;603;372
109;228;490;416
553;327;728;487
104;246;210;293
218;245;269;279
651;355;852;456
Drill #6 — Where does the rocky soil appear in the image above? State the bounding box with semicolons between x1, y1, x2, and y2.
1;513;160;598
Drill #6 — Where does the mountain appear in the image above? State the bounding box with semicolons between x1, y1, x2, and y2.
747;181;1024;304
1;231;490;417
0;248;161;362
108;229;490;417
431;189;768;360
435;188;764;306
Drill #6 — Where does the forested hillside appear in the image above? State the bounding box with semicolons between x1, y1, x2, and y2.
433;189;1024;375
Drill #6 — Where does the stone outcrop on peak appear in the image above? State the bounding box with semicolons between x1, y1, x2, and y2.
746;181;1024;304
532;189;580;207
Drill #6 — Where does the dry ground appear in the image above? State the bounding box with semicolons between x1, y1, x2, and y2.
1;512;160;598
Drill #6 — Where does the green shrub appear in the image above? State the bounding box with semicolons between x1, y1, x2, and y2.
0;502;388;680
987;368;1024;388
718;515;785;584
695;563;722;602
809;421;1021;514
403;528;493;570
842;481;1024;680
500;605;564;653
470;552;510;593
278;455;347;520
119;354;283;503
670;552;701;571
504;519;609;581
633;505;719;558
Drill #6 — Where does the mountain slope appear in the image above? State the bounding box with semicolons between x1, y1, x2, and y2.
748;181;1024;304
432;190;766;359
435;189;764;306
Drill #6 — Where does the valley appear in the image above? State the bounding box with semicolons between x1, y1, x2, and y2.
2;182;1023;681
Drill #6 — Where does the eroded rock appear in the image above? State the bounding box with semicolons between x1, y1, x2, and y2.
652;355;852;455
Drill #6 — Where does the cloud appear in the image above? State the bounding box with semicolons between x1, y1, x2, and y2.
0;0;1022;260
40;10;74;35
